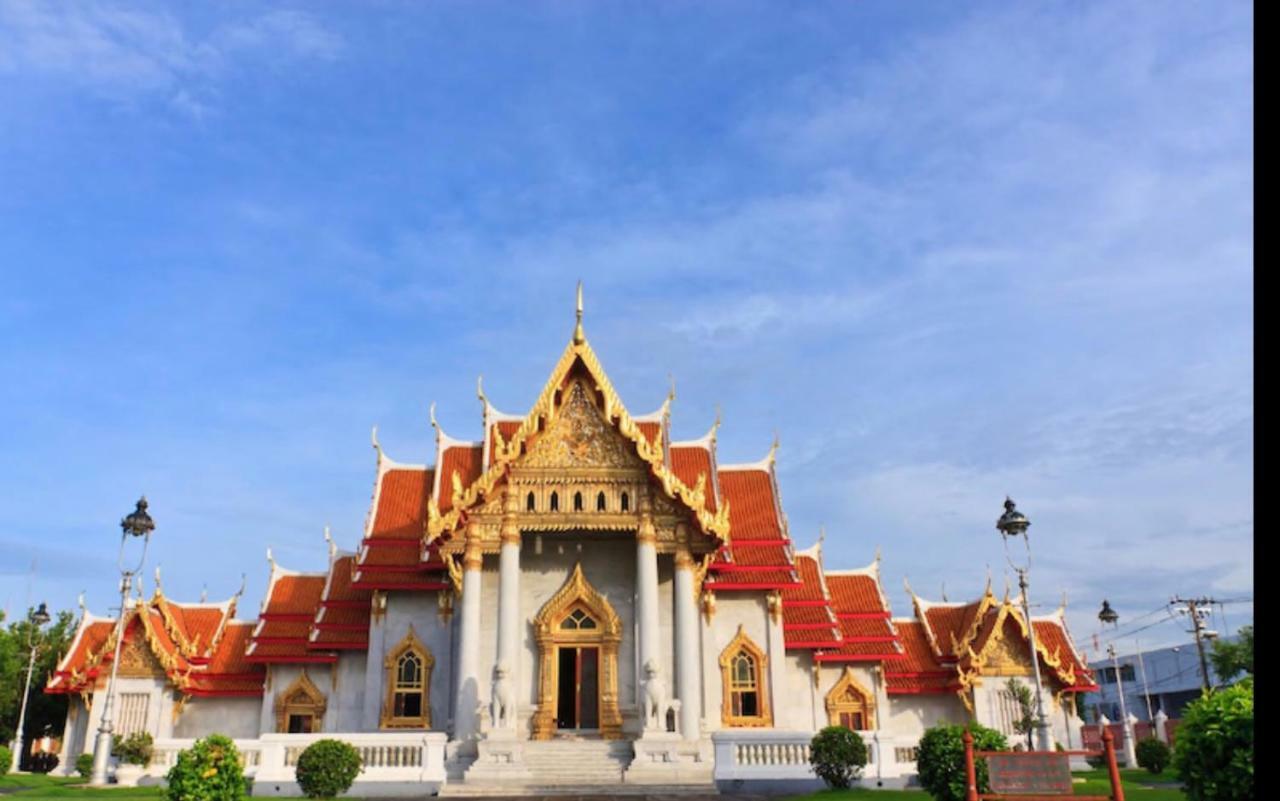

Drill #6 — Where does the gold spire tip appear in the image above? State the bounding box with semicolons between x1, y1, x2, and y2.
573;281;585;344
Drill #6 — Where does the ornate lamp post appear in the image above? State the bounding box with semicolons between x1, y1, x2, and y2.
10;602;52;773
89;497;155;786
1097;600;1138;767
995;497;1051;750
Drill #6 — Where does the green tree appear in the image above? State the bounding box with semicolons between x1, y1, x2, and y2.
917;723;1009;801
0;607;76;760
809;726;868;789
1004;678;1035;750
1173;679;1253;801
1209;625;1253;683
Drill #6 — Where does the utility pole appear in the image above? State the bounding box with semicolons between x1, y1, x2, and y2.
1171;597;1216;692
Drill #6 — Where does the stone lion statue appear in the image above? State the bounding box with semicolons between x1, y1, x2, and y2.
641;659;667;731
491;661;514;729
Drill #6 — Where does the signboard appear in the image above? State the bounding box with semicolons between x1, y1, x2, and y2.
987;753;1073;795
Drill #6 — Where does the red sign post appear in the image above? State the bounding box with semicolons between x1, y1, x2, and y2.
963;727;1125;801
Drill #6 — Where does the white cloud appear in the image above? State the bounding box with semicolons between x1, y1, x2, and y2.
0;1;342;104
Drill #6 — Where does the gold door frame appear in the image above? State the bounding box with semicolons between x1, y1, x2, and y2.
531;563;623;739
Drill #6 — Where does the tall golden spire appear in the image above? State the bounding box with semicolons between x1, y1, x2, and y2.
573;281;585;344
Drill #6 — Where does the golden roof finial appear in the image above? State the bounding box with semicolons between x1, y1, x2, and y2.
266;547;276;574
667;374;676;404
77;592;87;617
153;565;164;598
200;584;207;603
235;573;247;600
324;524;336;562
940;581;947;602
573;281;585;344
370;425;382;459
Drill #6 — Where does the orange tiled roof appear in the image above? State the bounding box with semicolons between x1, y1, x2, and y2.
246;572;335;664
817;569;903;662
705;467;798;590
436;445;484;514
781;553;841;649
884;621;961;694
310;554;372;651
354;465;449;590
670;445;717;513
48;597;266;698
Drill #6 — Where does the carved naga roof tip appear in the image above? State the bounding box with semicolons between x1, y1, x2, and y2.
324;524;336;562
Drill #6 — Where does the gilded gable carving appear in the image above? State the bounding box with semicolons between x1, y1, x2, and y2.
521;381;645;472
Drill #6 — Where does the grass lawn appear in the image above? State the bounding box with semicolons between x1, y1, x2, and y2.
0;775;162;800
787;767;1185;801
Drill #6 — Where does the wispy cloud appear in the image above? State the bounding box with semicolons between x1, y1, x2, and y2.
0;1;341;109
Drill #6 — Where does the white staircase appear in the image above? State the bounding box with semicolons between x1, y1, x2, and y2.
442;737;719;796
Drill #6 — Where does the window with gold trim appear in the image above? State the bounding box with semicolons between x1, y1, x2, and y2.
718;625;772;727
275;671;327;733
825;666;875;731
382;627;434;728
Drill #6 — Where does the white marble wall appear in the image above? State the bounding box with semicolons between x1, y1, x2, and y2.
698;594;774;733
375;592;453;732
175;697;261;739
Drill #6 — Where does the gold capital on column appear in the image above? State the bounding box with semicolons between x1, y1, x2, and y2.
463;521;483;570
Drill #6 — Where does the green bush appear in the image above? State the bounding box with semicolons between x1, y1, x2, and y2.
917;723;1008;801
1136;736;1171;774
75;752;94;778
112;731;154;766
294;739;362;798
0;745;11;777
165;734;245;801
1174;680;1253;801
809;726;868;789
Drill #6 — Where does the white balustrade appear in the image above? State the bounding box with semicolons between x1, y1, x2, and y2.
135;733;447;797
712;729;920;782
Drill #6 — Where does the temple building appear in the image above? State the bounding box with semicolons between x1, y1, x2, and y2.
47;292;1097;794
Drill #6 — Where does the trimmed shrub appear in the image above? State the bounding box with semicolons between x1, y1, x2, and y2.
1136;736;1171;774
75;752;94;778
165;734;245;801
112;731;154;766
295;739;362;799
1174;680;1253;801
0;745;10;777
917;723;1009;801
809;726;868;789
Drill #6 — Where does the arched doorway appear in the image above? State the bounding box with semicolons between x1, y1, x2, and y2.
531;563;623;739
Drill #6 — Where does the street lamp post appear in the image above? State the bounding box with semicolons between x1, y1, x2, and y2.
89;497;155;787
995;497;1051;751
1097;600;1138;767
10;603;52;773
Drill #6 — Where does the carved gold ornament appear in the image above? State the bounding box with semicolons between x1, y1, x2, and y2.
275;670;327;733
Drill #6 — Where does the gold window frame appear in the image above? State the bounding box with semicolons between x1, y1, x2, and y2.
719;625;772;727
381;626;434;729
825;665;876;730
274;670;327;733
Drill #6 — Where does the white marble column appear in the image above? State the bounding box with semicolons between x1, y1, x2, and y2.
494;499;521;731
673;545;701;740
454;524;484;742
636;498;662;730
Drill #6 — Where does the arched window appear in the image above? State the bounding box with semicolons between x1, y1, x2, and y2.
719;626;772;726
574;491;584;511
382;628;434;728
596;491;607;512
825;667;875;731
550;492;559;512
275;671;326;733
527;492;536;512
620;492;630;512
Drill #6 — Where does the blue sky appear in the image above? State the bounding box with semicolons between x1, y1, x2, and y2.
0;1;1252;657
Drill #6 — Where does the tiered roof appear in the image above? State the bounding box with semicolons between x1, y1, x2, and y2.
818;557;904;662
46;588;264;698
245;553;333;664
894;582;1099;702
